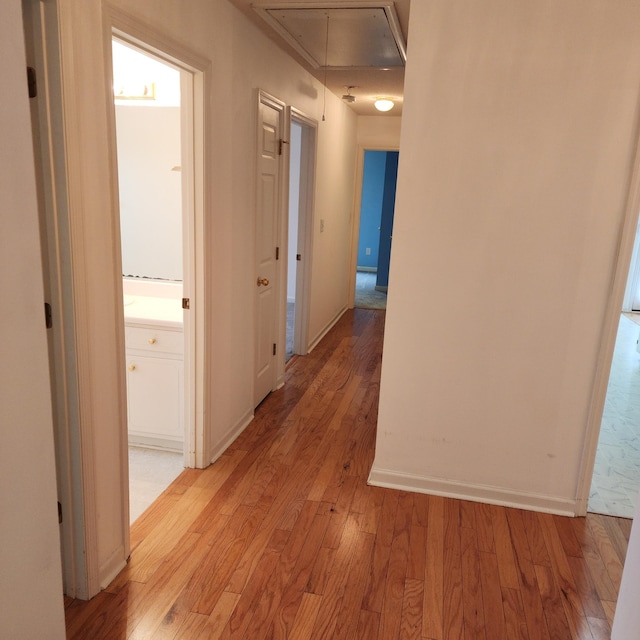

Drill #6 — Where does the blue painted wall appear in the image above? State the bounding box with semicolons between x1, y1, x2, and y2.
357;151;387;269
376;152;399;289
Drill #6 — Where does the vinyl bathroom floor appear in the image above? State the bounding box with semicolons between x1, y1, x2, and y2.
589;314;640;518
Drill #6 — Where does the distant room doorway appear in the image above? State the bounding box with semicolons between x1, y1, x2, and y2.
355;150;399;309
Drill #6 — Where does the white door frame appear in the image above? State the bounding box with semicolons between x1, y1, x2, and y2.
622;218;640;311
576;130;640;514
285;108;317;359
105;8;209;470
23;0;88;599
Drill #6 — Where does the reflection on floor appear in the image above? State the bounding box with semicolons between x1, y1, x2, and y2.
589;314;640;518
354;271;387;309
129;446;183;524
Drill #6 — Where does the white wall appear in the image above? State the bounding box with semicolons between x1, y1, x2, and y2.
371;0;640;514
357;116;401;149
0;1;66;636
115;105;182;280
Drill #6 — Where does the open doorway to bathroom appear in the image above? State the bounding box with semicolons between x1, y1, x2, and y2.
354;150;398;310
111;38;187;524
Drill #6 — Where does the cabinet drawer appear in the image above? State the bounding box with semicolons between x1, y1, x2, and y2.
125;326;183;355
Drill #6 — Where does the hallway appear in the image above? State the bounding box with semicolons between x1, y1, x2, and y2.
65;309;630;639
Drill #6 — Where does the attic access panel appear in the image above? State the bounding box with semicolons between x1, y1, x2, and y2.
255;3;406;70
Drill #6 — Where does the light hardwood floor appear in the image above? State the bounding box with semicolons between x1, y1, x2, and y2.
65;309;631;639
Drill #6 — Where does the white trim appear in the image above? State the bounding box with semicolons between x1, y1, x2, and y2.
622;219;640;311
209;410;254;464
99;546;127;591
127;435;183;452
23;0;89;599
368;467;579;517
307;306;348;353
57;0;113;599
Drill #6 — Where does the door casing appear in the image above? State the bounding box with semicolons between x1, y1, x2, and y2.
286;108;317;358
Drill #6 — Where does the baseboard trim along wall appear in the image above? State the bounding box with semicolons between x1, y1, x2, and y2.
100;546;128;591
307;306;348;354
209;409;254;464
368;467;579;517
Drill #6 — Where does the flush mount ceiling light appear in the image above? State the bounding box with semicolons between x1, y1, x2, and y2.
374;97;395;112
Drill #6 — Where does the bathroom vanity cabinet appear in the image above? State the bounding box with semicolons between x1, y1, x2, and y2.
125;322;183;451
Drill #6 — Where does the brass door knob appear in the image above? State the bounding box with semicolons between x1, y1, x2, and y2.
128;364;136;371
257;277;270;287
148;338;157;345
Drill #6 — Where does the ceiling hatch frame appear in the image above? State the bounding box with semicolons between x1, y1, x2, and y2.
253;2;407;71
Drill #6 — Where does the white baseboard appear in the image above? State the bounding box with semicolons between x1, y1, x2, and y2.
209;408;254;464
307;306;348;354
368;466;579;516
100;546;128;590
128;433;182;452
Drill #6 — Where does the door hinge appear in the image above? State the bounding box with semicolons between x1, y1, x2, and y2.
57;501;62;524
182;298;190;310
276;246;280;260
273;343;277;356
296;254;302;261
44;302;53;329
278;139;289;155
27;66;37;98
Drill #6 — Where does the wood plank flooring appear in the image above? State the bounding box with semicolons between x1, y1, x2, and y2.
64;309;631;639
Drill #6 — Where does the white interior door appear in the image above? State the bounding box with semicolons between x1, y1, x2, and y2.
23;0;87;598
255;91;284;406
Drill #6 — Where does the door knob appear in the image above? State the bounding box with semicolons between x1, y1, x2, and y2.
257;277;270;287
128;364;136;372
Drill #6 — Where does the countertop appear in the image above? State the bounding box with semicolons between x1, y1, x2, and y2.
123;295;183;329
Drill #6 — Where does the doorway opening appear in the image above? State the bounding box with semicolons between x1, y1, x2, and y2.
589;219;640;519
286;111;316;363
111;37;195;524
354;150;398;310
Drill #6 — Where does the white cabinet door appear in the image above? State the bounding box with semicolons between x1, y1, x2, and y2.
126;355;183;447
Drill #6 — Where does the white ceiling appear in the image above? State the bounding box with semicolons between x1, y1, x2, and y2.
226;0;411;116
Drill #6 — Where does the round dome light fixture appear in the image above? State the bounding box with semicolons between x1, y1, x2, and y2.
374;98;395;112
